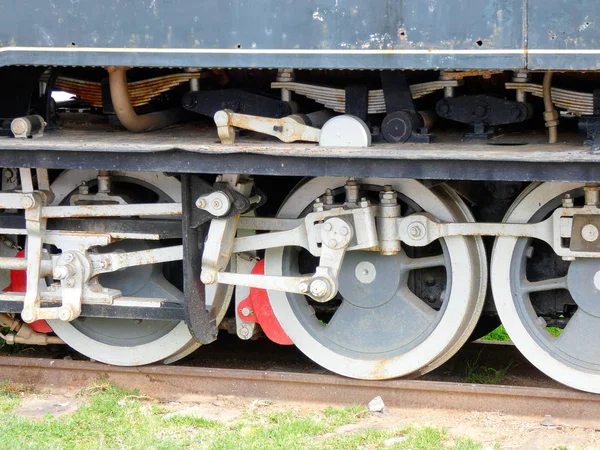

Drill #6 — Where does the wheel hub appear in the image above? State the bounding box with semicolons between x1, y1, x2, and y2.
567;259;600;317
338;251;404;308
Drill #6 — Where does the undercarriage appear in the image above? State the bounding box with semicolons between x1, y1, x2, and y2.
0;64;599;396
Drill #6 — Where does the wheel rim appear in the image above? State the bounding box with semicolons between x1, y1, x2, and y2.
46;171;210;366
492;182;600;393
265;177;486;380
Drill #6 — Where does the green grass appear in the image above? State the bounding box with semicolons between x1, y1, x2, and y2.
0;381;29;414
0;380;493;450
480;324;563;342
465;350;514;384
480;325;512;342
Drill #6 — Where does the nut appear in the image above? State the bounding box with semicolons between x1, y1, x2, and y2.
240;307;252;317
408;223;426;240
53;265;70;280
309;279;329;298
298;281;310;293
359;197;370;208
313;200;324;212
562;194;574;208
195;198;207;209
64;253;74;263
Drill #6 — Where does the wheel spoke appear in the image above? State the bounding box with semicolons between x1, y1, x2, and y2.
323;287;437;353
521;276;568;294
554;310;600;365
403;253;446;271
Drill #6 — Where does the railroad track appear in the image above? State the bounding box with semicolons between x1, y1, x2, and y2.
2;352;599;430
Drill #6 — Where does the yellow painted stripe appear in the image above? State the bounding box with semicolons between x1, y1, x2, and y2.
0;46;598;55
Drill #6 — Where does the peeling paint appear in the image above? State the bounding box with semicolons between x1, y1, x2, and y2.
312;8;324;22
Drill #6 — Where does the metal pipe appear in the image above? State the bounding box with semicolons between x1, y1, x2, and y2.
106;67;187;132
543;72;559;144
0;257;53;276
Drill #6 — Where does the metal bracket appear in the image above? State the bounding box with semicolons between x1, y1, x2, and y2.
216;216;353;302
214;109;321;144
397;205;600;259
182;174;251;343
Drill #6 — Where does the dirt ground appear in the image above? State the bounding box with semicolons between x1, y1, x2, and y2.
13;390;600;450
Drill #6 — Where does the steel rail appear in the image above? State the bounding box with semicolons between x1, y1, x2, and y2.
0;356;598;429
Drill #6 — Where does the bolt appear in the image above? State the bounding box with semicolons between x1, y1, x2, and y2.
324;188;334;205
408;223;426;240
328;239;338;248
195;198;207;209
21;309;35;323
53;265;70;280
584;184;600;206
323;222;333;231
240;307;252;317
20;195;35;210
379;189;398;205
525;245;534;259
65;277;75;288
239;325;250;339
200;271;215;284
78;182;89;195
212;199;223;211
313;200;324;212
64;253;74;263
581;224;599;242
359;197;370;208
58;306;75;321
99;257;110;270
298;281;310;293
562;194;574;208
309;279;329;298
474;104;487;117
340;227;349;236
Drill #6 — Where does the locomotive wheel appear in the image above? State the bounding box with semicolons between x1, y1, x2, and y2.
46;170;217;366
491;182;600;393
265;177;486;380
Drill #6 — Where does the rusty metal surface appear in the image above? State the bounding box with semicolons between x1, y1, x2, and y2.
1;355;599;428
0;127;596;163
528;0;600;70
54;73;201;108
270;80;460;114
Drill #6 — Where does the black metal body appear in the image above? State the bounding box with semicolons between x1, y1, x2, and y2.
0;148;599;183
436;95;531;139
182;90;292;119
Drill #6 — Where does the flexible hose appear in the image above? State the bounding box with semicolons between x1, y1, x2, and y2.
543;72;559;144
106;67;186;132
